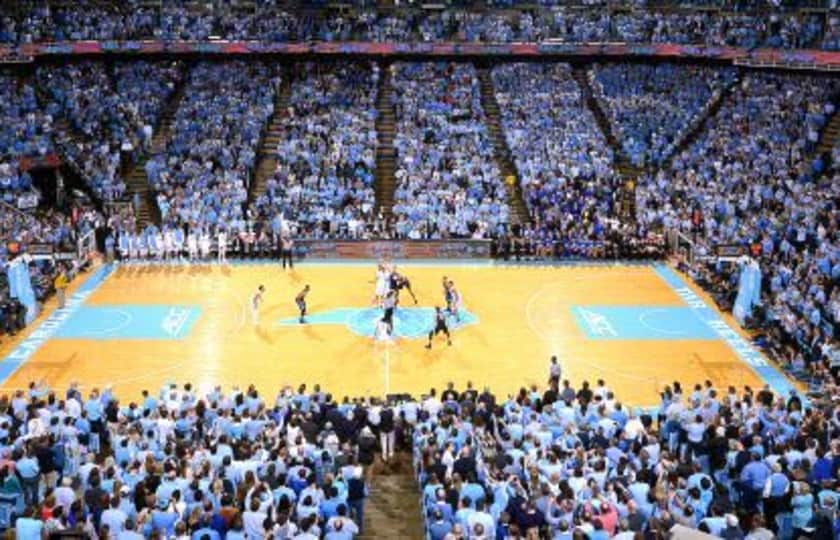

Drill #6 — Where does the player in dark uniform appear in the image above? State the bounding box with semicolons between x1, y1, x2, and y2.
426;306;451;349
442;276;449;304
443;278;455;314
390;270;418;305
382;290;397;333
296;285;310;324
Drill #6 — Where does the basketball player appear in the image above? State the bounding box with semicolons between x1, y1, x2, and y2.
187;230;198;261
426;307;451;349
296;285;310;324
174;226;185;260
390;269;418;305
164;227;176;260
119;232;131;260
374;317;392;342
446;279;461;322
372;263;390;306
217;228;227;263
382;289;397;333
442;276;451;309
251;285;265;325
199;230;211;260
137;232;148;259
154;229;165;260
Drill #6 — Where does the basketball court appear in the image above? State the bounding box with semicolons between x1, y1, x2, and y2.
0;261;797;407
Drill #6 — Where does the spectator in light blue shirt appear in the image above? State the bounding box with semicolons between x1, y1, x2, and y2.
14;508;43;540
16;451;39;506
740;453;771;512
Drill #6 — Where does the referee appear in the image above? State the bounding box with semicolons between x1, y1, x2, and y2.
281;236;294;269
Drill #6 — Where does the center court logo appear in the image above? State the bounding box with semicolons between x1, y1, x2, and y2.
277;307;478;339
161;307;193;338
575;308;618;338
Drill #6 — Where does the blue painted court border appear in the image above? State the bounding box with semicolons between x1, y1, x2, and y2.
653;265;800;400
0;264;115;386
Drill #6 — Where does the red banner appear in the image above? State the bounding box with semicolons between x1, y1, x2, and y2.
1;40;839;70
18;154;61;171
298;240;492;259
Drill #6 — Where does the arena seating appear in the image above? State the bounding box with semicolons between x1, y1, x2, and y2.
1;6;840;537
0;71;88;281
491;63;619;255
589;63;736;167
0;381;376;538
38;61;183;202
413;376;827;540
251;62;378;239
0;374;829;539
390;62;509;239
0;73;51;208
144;61;278;232
636;72;840;375
0;6;832;50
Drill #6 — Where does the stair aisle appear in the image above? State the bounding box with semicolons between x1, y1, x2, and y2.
657;76;737;172
249;76;293;206
124;71;190;226
816;104;840;161
357;453;424;540
31;80;104;209
374;65;397;217
477;68;530;226
572;67;642;222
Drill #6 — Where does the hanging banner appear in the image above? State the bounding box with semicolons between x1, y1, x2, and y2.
733;259;762;325
6;257;38;324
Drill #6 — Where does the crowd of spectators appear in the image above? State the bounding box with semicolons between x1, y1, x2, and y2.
252;63;378;240
144;61;278;235
0;5;831;51
0;69;108;339
0;72;52;213
0;199;102;342
491;63;620;254
0;69;86;305
5;368;840;540
413;369;840;540
0;380;381;539
5;3;155;43
391;62;509;239
635;72;840;378
823;15;840;51
0;206;88;261
38;61;183;202
0;66;138;321
589;63;736;167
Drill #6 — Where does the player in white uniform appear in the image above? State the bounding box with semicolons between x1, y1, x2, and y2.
187;231;198;261
372;263;390;306
173;227;185;260
137;233;148;259
374;316;392;342
199;231;211;260
445;279;462;322
217;229;227;263
164;228;176;260
126;233;137;260
155;231;165;260
251;285;265;325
